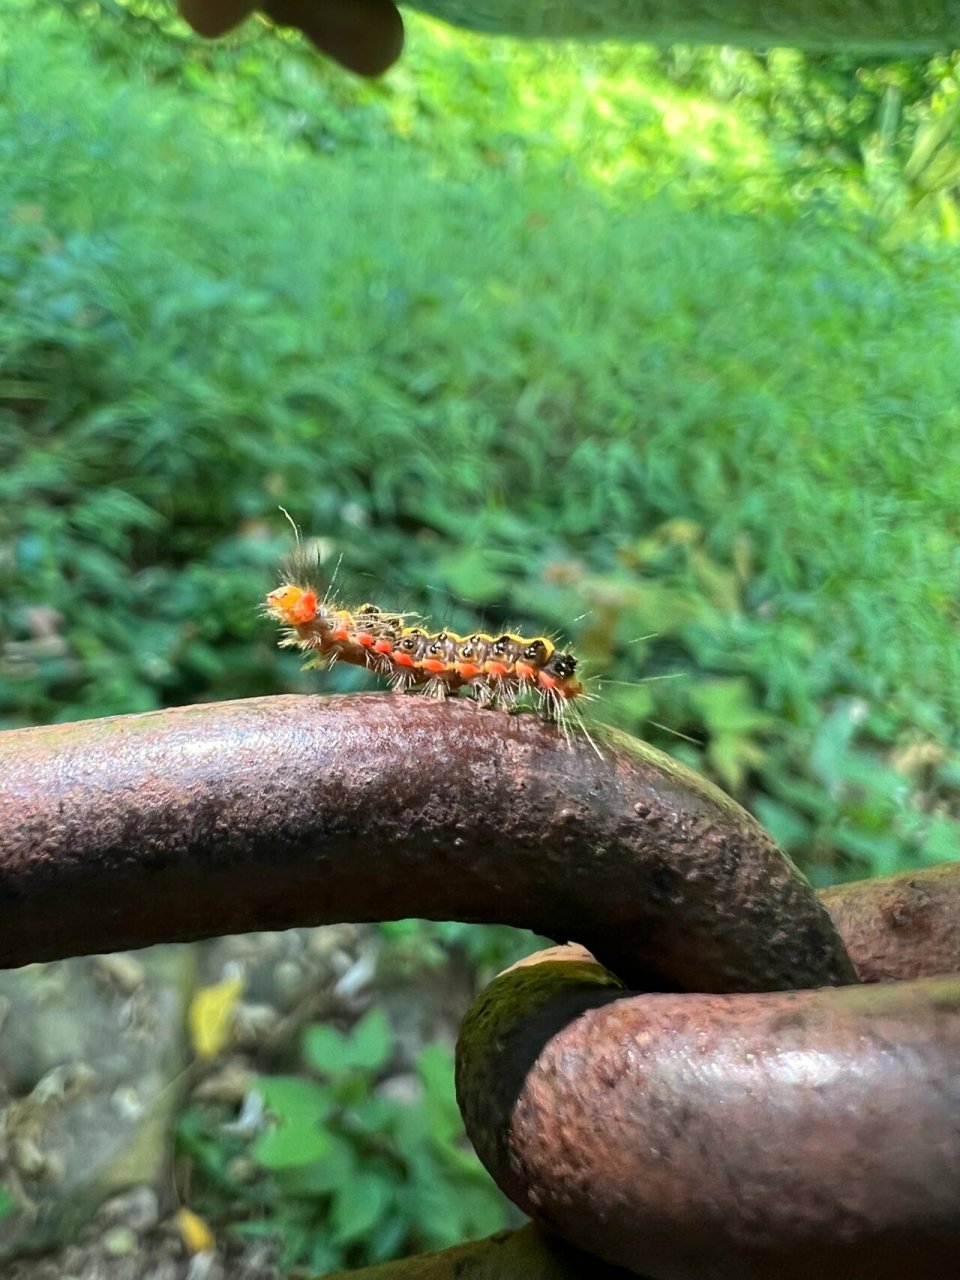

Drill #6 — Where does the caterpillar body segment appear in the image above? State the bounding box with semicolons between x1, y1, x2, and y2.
264;579;583;714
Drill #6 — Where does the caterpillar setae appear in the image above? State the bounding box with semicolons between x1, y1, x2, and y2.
263;563;585;720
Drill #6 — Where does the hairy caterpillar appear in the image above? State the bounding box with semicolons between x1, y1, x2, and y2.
264;568;584;719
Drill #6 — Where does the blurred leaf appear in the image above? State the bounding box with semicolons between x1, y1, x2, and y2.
175;1207;215;1255
809;703;863;787
833;826;903;876
415;1043;461;1145
431;548;518;606
253;1076;334;1169
402;1176;468;1246
709;731;767;790
904;99;960;183
752;795;811;852
690;678;774;787
303;1008;392;1076
920;817;960;864
276;1133;357;1195
308;1237;344;1273
188;975;245;1062
366;1214;409;1264
348;1008;393;1071
457;1181;509;1236
301;1025;351;1076
691;679;774;736
0;1186;17;1223
330;1172;392;1245
348;1093;400;1134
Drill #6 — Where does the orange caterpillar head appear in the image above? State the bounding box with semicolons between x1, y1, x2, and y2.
265;583;319;627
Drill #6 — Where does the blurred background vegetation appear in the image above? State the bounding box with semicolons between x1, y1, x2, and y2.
1;0;959;1272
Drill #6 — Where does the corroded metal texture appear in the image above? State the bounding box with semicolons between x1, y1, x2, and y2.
4;694;959;1279
0;695;853;991
456;948;960;1280
820;863;960;981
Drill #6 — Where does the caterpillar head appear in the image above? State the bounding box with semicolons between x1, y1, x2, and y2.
265;583;319;627
538;652;582;699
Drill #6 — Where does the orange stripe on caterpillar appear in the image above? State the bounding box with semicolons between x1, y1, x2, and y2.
264;581;583;710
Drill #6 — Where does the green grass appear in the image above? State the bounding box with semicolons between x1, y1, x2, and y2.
2;5;959;881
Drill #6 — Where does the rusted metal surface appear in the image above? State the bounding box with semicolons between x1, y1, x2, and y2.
456;947;960;1280
0;695;853;991
3;694;958;1279
346;871;960;1280
820;863;960;981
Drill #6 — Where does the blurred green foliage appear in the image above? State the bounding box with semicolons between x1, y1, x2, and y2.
178;1009;514;1272
4;1;960;1271
2;2;959;886
0;1185;15;1224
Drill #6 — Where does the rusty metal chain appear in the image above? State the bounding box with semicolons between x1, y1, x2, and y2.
1;693;958;1278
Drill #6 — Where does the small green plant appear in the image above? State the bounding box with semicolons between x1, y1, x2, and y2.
0;1186;17;1224
177;1009;514;1275
756;702;960;884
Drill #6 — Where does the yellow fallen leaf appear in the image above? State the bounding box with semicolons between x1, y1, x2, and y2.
176;1206;215;1254
188;975;245;1061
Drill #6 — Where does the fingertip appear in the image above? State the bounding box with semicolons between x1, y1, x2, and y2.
263;0;405;77
178;0;257;38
